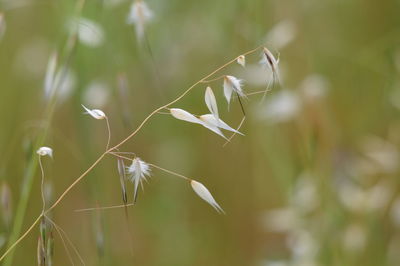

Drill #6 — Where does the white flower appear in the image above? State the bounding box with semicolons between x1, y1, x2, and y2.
69;17;104;47
190;180;224;213
82;104;106;120
126;0;153;42
236;55;245;67
260;47;280;88
126;157;151;202
204;86;219;122
37;147;53;158
223;75;245;106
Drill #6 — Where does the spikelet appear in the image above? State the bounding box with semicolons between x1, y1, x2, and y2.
126;157;151;202
117;158;128;204
236;55;245;67
190;180;224;214
81;104;106;120
260;47;280;89
37;147;53;158
223;75;245;106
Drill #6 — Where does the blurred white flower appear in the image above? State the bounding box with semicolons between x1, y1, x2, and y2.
342;224;366;252
37;147;53;158
360;136;399;174
287;230;318;263
127;0;153;42
81;104;106;120
299;74;329;101
127;157;151;202
44;52;58;97
261;260;288;266
13;38;50;80
291;175;318;213
223;75;245;106
260;208;302;232
338;180;393;213
389;86;400;110
265;20;297;50
0;12;6;41
0;182;12;227
259;90;301;124
83;80;110;107
190;180;224;213
237;55;246;67
69;17;104;47
43;52;76;102
390;197;400;227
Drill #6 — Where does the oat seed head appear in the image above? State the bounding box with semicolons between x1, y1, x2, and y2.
223;75;245;106
36;147;53;158
81;104;106;120
237;55;246;67
126;157;151;202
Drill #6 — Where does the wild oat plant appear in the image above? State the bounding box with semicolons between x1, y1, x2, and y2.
0;0;281;264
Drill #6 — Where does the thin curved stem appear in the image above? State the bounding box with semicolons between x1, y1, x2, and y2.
45;152;107;214
105;116;111;151
148;163;191;181
0;214;42;261
39;157;46;212
223;116;246;147
200;75;225;83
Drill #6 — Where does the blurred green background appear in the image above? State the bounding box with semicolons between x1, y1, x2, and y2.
1;0;400;265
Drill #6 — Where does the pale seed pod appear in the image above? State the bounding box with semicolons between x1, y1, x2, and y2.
223;75;245;106
190;180;224;214
37;147;53;158
204;86;219;122
81;104;106;120
237;55;245;67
